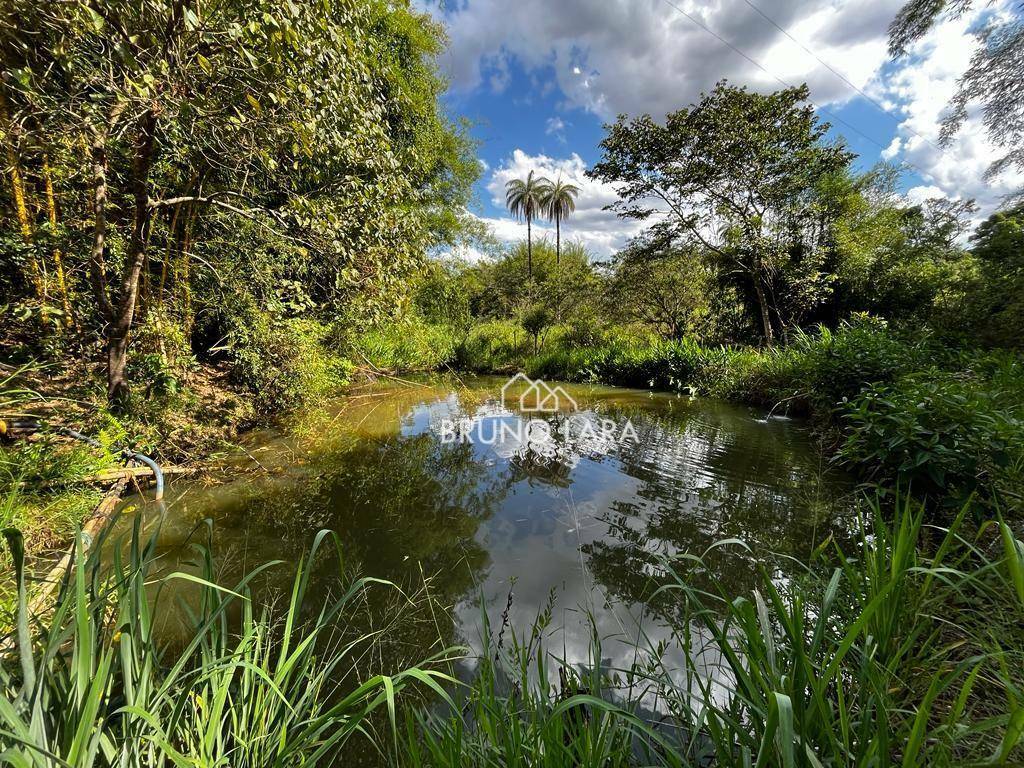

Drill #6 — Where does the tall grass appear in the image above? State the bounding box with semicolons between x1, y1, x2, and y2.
3;496;1022;766
0;515;456;767
401;498;1024;766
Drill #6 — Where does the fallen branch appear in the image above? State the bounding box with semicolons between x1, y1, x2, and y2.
83;465;194;484
26;470;133;617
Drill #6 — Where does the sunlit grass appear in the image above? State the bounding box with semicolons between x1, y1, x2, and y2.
2;495;1022;766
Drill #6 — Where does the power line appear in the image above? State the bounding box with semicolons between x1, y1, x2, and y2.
654;0;943;182
739;0;950;159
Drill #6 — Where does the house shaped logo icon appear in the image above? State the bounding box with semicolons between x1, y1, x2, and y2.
500;372;578;413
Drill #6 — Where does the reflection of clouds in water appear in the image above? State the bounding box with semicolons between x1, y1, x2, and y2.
148;378;853;724
422;383;853;713
454;486;740;716
428;395;638;468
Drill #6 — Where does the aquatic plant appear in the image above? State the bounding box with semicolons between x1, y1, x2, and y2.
401;497;1024;766
3;495;1022;766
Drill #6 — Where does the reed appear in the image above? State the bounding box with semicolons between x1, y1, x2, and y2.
2;495;1022;766
401;497;1024;766
0;516;457;767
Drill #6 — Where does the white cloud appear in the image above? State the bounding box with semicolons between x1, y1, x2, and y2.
423;0;905;120
478;149;649;259
423;0;1021;240
905;184;946;205
545;116;569;142
874;5;1024;222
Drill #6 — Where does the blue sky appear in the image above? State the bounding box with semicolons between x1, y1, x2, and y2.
420;0;1022;259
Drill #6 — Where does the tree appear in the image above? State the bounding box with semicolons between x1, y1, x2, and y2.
539;176;579;264
521;303;551;355
0;0;476;404
590;82;853;344
464;240;599;323
889;1;1024;199
608;240;715;340
505;170;547;281
966;204;1024;347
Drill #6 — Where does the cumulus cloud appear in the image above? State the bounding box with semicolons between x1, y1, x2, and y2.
423;0;1021;245
421;0;905;119
881;137;902;161
478;149;650;260
873;5;1024;221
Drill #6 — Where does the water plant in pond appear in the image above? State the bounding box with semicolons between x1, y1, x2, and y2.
403;497;1024;766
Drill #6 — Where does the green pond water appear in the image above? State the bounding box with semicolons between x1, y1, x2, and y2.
117;375;857;680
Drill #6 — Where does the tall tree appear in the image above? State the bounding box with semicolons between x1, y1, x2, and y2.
1;0;476;404
590;82;853;344
889;1;1024;198
967;203;1024;347
539;176;579;264
505;170;546;281
608;238;715;341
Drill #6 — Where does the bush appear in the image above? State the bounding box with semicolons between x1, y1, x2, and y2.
229;313;350;414
839;371;1024;512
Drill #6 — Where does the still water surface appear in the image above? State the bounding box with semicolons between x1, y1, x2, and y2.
122;376;856;674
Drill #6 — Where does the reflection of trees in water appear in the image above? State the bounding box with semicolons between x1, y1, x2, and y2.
154;433;512;687
218;434;507;601
504;411;628;488
581;404;857;626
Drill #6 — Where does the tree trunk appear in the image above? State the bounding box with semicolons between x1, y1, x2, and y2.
42;153;73;329
754;277;774;346
0;93;43;299
87;106;122;325
106;109;158;405
527;216;533;282
555;216;560;265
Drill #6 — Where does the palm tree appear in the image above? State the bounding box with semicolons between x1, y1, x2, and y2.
505;170;547;281
540;175;579;265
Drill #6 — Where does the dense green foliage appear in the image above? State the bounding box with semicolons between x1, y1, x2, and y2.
0;0;477;406
3;2;1024;762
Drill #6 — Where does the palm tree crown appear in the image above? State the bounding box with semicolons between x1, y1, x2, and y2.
539;176;579;264
505;170;547;280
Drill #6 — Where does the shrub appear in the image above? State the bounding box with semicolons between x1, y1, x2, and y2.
839;371;1024;512
229;313;350;413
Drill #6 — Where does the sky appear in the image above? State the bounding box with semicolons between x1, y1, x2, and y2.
417;0;1024;261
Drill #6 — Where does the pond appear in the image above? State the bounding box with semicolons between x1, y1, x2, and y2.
117;375;857;685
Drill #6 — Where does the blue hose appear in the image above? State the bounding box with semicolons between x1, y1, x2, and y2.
129;452;164;501
57;427;164;502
